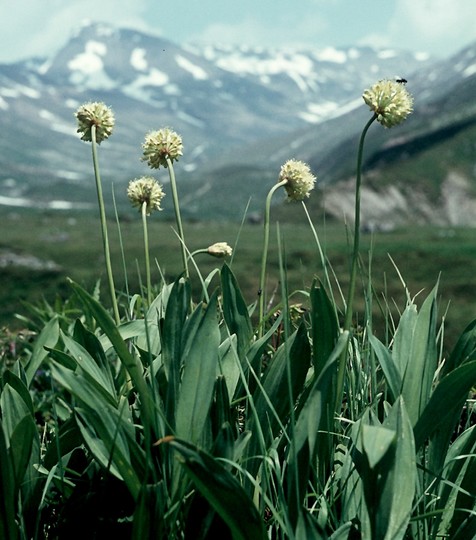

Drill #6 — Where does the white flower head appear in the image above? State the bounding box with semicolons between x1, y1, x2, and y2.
75;101;115;143
142;128;183;169
279;159;316;201
127;176;165;215
362;79;413;128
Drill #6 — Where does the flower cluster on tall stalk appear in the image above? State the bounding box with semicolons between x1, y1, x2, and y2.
127;176;165;305
336;78;414;408
75;101;120;324
141;128;189;278
258;159;316;336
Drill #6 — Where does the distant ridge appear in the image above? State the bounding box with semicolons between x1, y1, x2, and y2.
0;22;475;224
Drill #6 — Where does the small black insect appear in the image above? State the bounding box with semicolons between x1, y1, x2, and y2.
395;77;407;84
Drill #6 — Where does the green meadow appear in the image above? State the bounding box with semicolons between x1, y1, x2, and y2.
2;208;476;348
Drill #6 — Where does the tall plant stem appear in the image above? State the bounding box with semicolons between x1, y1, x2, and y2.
91;125;120;325
141;202;152;306
166;156;189;279
336;114;376;411
258;180;287;337
343;113;377;332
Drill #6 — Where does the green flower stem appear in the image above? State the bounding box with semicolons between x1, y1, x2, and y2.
335;113;377;412
258;179;288;337
141;202;152;306
343;113;377;332
91;125;120;325
166;156;189;279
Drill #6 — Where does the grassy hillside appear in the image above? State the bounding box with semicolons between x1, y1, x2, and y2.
2;208;476;348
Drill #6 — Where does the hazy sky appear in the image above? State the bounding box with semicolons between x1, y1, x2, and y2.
0;0;475;63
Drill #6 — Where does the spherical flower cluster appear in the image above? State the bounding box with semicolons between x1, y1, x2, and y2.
127;176;165;215
278;159;316;201
362;79;413;128
75;102;115;143
142;128;183;169
207;242;233;258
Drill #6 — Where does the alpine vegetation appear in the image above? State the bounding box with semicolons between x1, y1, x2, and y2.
1;80;475;540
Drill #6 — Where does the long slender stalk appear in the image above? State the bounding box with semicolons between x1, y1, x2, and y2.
165;156;189;278
91;125;120;325
343;114;377;331
141;201;152;306
335;113;377;413
258;179;287;337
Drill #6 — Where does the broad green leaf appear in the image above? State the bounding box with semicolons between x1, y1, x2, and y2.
447;449;476;540
0;384;30;444
257;321;311;428
361;424;396;469
392;303;418;377
175;292;220;444
444;317;476;376
9;415;36;495
293;332;348;456
75;407;142;500
379;398;416;540
61;332;117;403
247;320;311;472
329;522;355;539
233;314;282;401
436;425;476;537
414;361;476;450
161;275;191;427
99;319;156;351
394;286;439;426
369;334;402;402
2;368;33;415
350;399;416;540
286;332;348;522
165;437;267;540
51;361;118;410
218;335;240;400
132;483;166;540
25;316;59;386
68;279;156;432
310;280;339;377
73;319;115;387
295;510;325;540
221;263;253;360
0;419;18;540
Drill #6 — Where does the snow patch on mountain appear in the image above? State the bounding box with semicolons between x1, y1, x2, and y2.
130;48;148;71
463;62;476;77
314;47;347;63
122;68;169;102
68;41;107;73
175;55;208;80
68;40;117;89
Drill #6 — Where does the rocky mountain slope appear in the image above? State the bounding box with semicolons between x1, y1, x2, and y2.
0;21;475;225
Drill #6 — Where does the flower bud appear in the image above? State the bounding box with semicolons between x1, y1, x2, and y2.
207;242;233;258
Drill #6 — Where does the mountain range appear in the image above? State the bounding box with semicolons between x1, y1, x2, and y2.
0;21;475;225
